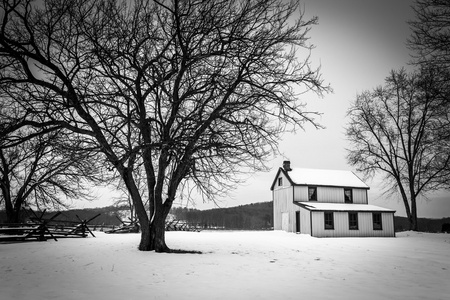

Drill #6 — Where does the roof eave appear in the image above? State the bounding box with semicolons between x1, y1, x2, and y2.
291;183;370;190
295;202;395;213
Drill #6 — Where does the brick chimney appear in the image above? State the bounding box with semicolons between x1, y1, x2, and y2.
282;160;292;171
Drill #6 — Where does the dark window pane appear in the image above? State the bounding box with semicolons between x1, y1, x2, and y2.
324;212;334;230
373;213;382;230
344;188;353;203
349;212;358;230
308;187;317;201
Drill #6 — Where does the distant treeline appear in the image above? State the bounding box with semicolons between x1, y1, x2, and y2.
52;206;129;225
2;202;449;233
394;216;450;233
170;202;273;230
0;206;128;226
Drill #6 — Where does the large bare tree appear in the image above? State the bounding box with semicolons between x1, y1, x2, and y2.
346;69;450;231
0;0;328;251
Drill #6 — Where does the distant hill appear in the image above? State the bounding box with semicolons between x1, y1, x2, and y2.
170;202;273;230
394;216;450;233
0;205;129;225
52;206;131;225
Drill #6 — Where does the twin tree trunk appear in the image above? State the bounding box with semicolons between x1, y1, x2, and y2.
131;187;172;252
138;210;170;252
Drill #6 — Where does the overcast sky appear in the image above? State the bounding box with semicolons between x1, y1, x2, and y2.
86;0;450;218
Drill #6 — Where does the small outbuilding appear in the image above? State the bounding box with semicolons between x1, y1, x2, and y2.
271;161;395;237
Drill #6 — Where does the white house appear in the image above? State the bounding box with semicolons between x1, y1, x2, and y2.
271;161;396;237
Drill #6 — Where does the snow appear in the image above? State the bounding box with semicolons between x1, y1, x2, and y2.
297;202;396;212
287;168;370;189
1;231;449;300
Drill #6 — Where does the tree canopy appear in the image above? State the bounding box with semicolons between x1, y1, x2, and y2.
408;0;450;69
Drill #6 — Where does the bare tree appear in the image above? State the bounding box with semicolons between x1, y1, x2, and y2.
0;0;328;251
0;82;105;222
346;69;450;231
0;126;102;223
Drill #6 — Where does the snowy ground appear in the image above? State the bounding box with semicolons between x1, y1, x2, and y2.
1;230;449;300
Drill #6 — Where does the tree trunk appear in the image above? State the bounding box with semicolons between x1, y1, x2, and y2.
150;212;170;252
135;197;171;252
410;196;418;231
138;223;152;251
398;183;418;231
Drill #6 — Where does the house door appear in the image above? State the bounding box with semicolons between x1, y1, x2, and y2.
295;211;300;233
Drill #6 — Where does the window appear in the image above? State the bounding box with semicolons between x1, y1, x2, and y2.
344;188;353;203
324;212;334;230
308;187;317;201
348;212;358;230
373;213;382;230
278;177;283;186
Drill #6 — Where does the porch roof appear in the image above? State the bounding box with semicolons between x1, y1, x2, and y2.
296;202;395;213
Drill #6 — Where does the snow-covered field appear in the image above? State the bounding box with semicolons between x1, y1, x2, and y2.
1;230;449;300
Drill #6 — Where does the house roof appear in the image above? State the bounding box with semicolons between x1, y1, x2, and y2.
270;167;370;190
296;202;395;213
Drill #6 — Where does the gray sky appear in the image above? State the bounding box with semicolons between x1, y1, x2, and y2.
196;0;449;218
87;0;449;218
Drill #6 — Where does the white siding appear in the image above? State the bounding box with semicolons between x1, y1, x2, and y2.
310;211;395;237
316;187;342;202
299;207;311;235
293;186;308;201
273;175;303;233
273;170;298;232
294;186;368;204
352;189;368;204
273;187;292;230
281;213;289;231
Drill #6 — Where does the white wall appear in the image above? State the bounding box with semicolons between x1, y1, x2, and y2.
299;207;311;235
310;211;395;237
273;187;292;230
294;186;368;203
352;189;368;204
273;169;306;232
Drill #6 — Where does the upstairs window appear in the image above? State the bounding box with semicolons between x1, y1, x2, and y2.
308;187;317;201
373;213;382;230
278;177;283;186
344;188;353;203
324;212;334;230
348;212;358;230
